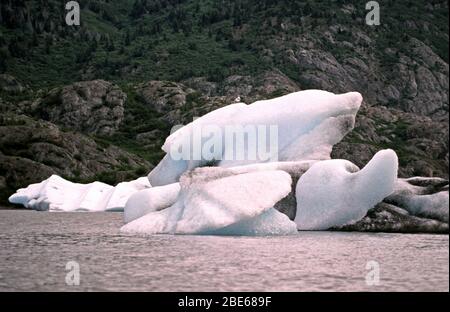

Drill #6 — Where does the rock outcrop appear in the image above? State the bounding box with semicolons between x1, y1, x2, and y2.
334;202;449;234
0;113;151;205
183;69;301;103
333;177;449;233
34;80;126;136
278;28;449;122
135;80;232;126
333;105;449;179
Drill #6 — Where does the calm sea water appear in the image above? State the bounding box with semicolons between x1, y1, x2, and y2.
0;210;448;292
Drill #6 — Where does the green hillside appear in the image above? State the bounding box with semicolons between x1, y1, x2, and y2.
1;0;448;89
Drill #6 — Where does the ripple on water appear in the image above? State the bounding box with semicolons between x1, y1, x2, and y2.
0;210;448;291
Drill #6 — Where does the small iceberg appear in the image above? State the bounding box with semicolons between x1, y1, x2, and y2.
385;177;449;223
9;175;151;212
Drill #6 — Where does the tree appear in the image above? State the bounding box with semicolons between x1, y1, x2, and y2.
31;32;39;47
124;30;131;46
8;37;26;57
107;40;115;52
0;49;7;73
130;0;146;19
44;35;53;54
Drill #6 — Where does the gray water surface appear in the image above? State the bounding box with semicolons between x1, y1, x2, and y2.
0;210;448;291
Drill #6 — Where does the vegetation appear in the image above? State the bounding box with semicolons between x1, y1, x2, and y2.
0;0;447;89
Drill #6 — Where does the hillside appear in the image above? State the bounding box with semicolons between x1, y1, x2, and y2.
0;0;448;205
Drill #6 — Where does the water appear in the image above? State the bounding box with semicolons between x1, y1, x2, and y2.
0;210;448;292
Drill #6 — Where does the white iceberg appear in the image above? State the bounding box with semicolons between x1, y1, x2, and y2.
385;178;449;222
207;208;298;236
8;175;151;212
295;149;399;230
123;160;316;225
8;89;447;235
104;177;152;211
149;90;362;186
121;167;295;235
124;182;180;223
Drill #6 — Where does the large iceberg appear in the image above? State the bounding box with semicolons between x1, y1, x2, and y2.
122;149;400;234
149;90;362;186
7;89;448;235
122;160;317;224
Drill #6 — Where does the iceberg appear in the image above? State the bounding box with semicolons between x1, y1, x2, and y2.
123;160;315;226
124;182;180;223
149;90;362;186
104;177;152;211
121;167;294;234
295;149;399;230
384;177;449;222
8;175;151;212
7;89;448;235
207;208;298;236
228;160;317;220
